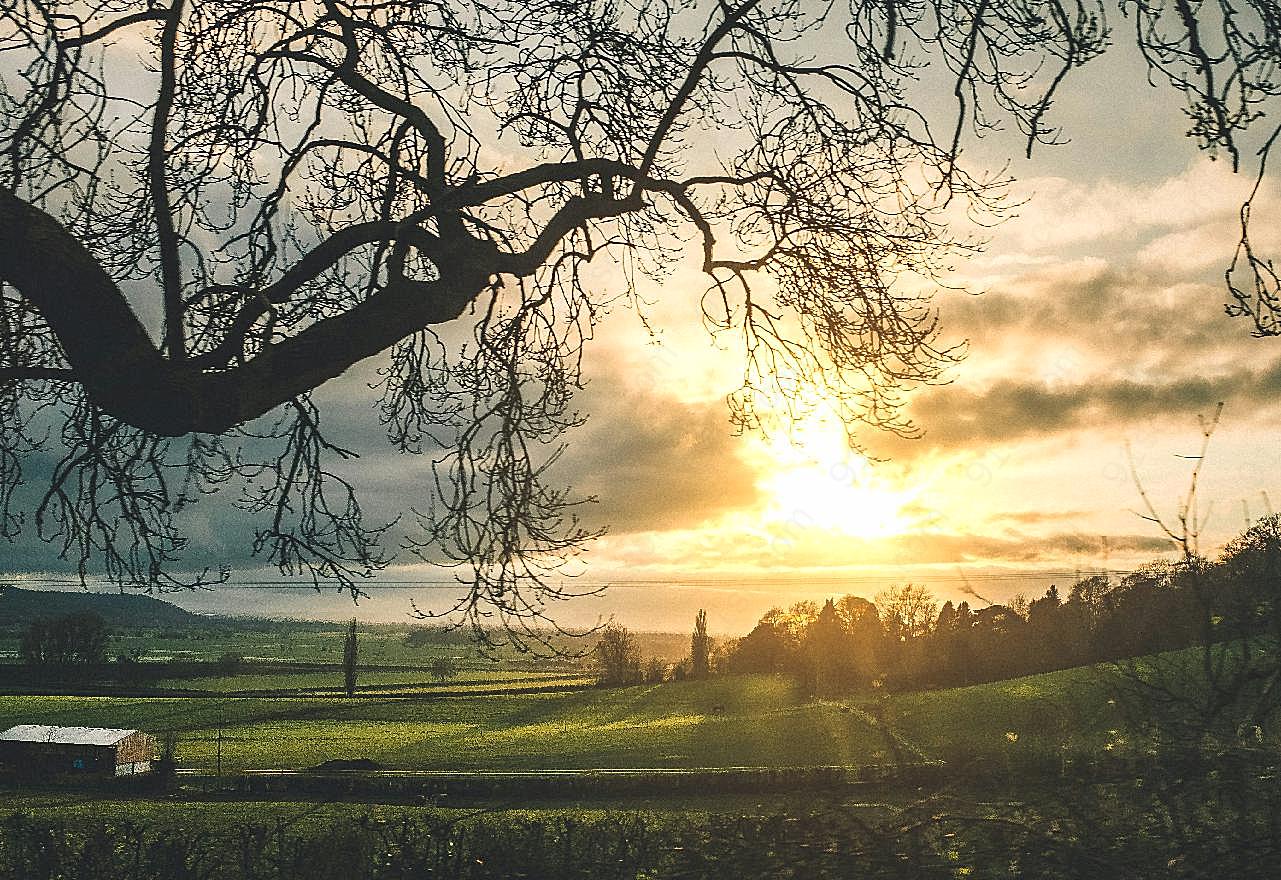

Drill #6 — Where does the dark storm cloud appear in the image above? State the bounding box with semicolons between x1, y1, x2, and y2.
992;509;1091;526
890;529;1172;566
0;352;762;579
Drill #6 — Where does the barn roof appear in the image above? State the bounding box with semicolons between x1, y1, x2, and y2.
0;725;139;746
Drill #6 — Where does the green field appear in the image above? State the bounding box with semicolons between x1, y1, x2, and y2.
101;626;544;666
0;668;1121;772
149;668;592;694
0;658;1265;880
3;622;683;667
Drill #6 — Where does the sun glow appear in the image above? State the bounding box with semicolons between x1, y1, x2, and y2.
754;420;919;540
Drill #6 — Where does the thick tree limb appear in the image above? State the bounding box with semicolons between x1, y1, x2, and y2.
0;190;490;435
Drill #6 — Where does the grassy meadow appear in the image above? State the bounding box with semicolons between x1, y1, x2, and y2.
148;669;593;694
0;615;1270;879
0;669;1120;773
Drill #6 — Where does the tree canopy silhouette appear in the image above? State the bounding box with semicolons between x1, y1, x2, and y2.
1;0;1278;646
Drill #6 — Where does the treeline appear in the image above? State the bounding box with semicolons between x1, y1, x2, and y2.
718;514;1281;694
17;611;107;666
592;611;714;686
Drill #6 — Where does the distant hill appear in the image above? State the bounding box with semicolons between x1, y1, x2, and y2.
0;585;204;629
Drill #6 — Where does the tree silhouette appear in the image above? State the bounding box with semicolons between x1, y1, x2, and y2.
1;0;1277;644
593;623;641;686
429;655;458;684
690;609;711;680
19;610;107;666
799;598;846;695
342;617;358;696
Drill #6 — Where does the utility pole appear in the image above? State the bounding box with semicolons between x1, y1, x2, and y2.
215;707;223;777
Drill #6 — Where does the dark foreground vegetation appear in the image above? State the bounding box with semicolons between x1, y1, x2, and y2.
3;762;1280;880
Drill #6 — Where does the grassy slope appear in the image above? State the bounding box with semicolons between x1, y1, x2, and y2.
889;665;1126;775
0;665;1124;772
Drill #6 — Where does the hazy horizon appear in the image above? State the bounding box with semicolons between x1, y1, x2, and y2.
3;564;1133;635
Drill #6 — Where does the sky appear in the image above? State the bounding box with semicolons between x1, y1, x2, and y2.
485;42;1281;625
4;18;1281;634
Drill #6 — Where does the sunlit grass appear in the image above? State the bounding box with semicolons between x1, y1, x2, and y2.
0;666;1133;773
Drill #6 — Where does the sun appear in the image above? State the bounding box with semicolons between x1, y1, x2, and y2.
753;420;917;540
763;468;915;539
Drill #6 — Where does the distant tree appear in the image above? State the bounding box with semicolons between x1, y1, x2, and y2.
710;638;741;676
19;611;107;666
593;624;642;687
1190;513;1281;732
835;595;882;687
342;618;358;697
429;656;458;684
876;584;938;643
644;657;669;684
800;599;847;696
214;652;243;675
403;626;469;649
1058;575;1109;666
834;595;878;631
1008;593;1031;620
1090;563;1193;661
690;609;711;680
721;621;786;675
873;584;937;687
932;600;975;687
1217;513;1281;636
783;601;821;630
967;605;1027;683
1026;585;1062;628
18;620;50;666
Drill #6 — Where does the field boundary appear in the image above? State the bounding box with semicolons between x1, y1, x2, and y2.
0;681;595;699
172;763;949;799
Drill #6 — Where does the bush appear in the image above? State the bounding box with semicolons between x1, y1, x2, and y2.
215;652;243;675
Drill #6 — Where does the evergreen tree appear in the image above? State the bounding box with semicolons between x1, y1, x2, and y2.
801;599;847;696
691;609;711;680
343;618;358;697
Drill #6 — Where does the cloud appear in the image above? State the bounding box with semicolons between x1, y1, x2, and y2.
996;160;1256;257
872;236;1281;461
940;262;1241;371
870;356;1281;459
589;521;1176;574
555;373;761;534
992;509;1091;526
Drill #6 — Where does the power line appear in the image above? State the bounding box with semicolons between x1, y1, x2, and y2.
3;570;1124;590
